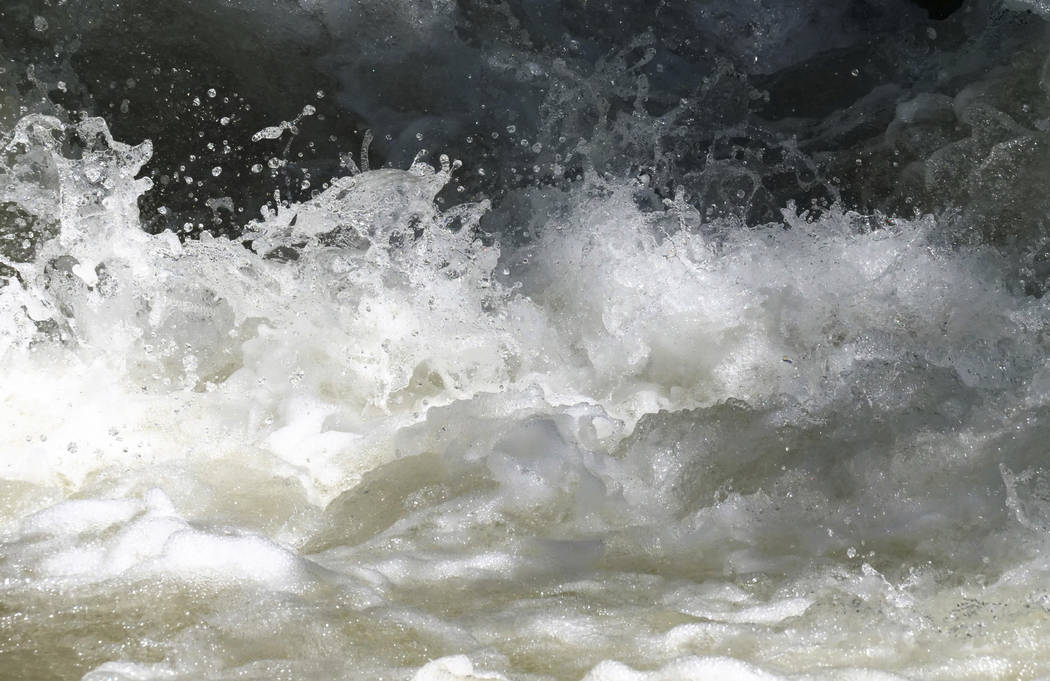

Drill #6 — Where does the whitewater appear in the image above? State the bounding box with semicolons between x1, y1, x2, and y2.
5;0;1050;679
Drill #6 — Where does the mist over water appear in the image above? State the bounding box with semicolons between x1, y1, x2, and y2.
5;1;1050;680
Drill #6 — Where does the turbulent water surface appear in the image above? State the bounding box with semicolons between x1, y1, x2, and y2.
5;1;1050;679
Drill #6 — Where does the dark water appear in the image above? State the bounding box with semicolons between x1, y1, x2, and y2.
7;0;1045;234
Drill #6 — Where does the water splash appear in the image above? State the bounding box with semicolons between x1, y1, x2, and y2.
4;109;1050;681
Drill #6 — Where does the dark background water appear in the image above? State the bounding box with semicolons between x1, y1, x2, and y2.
3;0;1050;284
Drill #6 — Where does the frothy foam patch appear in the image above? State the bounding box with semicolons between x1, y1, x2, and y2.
7;489;309;592
412;656;509;681
581;657;783;681
81;661;179;681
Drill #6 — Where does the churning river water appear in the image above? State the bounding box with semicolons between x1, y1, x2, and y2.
6;0;1050;679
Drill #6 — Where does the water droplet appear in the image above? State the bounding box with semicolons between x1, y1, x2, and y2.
506;125;517;133
252;124;288;142
207;88;217;98
316;90;326;99
251;164;264;174
211;166;222;177
850;69;860;77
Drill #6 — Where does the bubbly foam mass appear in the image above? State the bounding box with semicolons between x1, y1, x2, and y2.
4;84;1050;681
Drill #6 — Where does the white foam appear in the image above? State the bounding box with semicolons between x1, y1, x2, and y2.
665;583;813;625
9;488;308;592
581;657;784;681
21;498;142;537
412;656;508;681
81;661;177;681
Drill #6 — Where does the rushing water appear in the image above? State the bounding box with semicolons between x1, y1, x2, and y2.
5;1;1050;680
